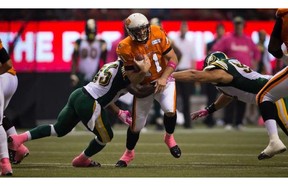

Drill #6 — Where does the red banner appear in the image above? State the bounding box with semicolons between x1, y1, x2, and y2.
0;20;274;72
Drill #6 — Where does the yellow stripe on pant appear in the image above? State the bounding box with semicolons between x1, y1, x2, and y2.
276;98;288;129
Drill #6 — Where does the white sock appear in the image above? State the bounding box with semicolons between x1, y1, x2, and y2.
265;119;279;140
6;126;17;136
0;126;9;159
50;124;57;136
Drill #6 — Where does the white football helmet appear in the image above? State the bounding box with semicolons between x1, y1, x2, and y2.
125;13;150;43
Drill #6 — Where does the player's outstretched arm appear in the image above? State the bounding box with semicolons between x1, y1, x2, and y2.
106;103;132;126
172;69;232;84
190;93;233;120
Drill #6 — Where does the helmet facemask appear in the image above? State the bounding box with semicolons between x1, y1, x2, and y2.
126;24;150;43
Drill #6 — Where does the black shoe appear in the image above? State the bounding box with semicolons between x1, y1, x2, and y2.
170;145;181;158
115;160;128;167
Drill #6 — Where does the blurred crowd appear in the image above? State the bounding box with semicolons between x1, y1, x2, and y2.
0;9;276;21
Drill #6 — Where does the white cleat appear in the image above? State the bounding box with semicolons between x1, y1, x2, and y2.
258;139;287;160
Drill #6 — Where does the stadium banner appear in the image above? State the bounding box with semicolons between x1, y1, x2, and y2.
0;20;274;72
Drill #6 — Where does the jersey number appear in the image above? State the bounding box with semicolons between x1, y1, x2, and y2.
232;61;252;73
80;48;98;59
93;64;118;86
146;53;162;76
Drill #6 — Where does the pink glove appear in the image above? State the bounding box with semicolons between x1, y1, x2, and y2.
190;109;209;120
118;110;132;126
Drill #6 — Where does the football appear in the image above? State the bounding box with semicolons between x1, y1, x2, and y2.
134;54;144;72
135;54;144;61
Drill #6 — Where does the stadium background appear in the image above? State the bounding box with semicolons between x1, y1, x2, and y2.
0;9;277;128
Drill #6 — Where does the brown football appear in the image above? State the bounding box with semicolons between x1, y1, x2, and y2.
135;54;144;61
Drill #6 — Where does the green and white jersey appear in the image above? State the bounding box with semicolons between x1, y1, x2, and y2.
84;60;130;108
204;58;272;104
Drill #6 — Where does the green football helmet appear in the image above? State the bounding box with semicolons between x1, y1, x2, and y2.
203;51;228;69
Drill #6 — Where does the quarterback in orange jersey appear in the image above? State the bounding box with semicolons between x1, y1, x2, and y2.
256;8;288;160
115;13;181;167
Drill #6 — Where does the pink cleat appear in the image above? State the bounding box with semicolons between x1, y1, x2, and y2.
8;135;22;151
12;144;30;164
1;158;13;176
72;154;101;167
164;133;181;158
115;149;135;167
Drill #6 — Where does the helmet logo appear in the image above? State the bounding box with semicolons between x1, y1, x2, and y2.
125;18;131;26
207;55;217;64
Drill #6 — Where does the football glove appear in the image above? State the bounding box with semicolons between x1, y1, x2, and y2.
190;109;209;120
118;110;132;126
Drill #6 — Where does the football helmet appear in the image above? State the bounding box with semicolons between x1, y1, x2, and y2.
125;13;150;43
85;19;97;41
203;51;228;68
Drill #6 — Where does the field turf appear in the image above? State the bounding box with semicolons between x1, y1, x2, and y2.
8;124;288;179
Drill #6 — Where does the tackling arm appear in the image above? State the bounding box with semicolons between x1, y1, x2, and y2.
106;103;132;126
124;54;151;85
213;93;234;111
172;69;232;84
190;93;234;120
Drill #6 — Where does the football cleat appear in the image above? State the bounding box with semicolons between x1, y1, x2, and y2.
169;145;182;158
72;155;101;167
1;159;13;176
8;135;22;151
115;149;135;167
115;160;128;167
258;139;287;160
9;144;30;164
164;133;181;158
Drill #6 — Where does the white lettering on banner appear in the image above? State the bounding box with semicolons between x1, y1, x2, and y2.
62;31;81;62
0;30;270;68
14;32;34;62
36;32;54;62
0;32;16;49
99;31;122;50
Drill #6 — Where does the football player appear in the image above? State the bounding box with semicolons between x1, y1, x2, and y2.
8;59;153;167
0;39;31;176
115;13;181;167
70;19;107;89
256;8;288;159
172;51;287;160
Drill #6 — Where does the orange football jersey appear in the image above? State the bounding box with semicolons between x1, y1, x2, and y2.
117;25;172;84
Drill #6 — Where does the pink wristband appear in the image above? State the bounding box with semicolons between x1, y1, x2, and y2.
167;61;177;70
